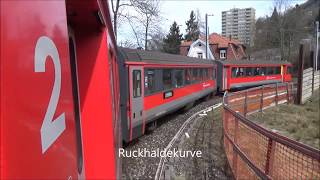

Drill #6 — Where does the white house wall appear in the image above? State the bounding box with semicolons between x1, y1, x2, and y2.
187;39;215;60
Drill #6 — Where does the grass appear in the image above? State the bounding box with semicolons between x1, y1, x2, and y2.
173;105;233;180
206;106;234;178
249;89;320;149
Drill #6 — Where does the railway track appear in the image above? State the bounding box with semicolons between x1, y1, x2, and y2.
155;103;223;180
121;97;222;180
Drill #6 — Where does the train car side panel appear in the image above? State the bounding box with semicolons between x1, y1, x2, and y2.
74;29;116;179
283;65;293;82
66;1;118;178
229;75;283;88
144;80;215;110
1;1;79;179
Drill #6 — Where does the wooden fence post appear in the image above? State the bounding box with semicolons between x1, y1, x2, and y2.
225;91;229;105
265;138;276;176
275;83;278;106
260;85;264;112
296;43;305;104
244;90;248;117
291;83;294;103
286;83;289;104
233;117;239;178
310;51;315;94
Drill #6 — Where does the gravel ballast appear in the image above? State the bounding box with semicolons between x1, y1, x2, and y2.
121;97;231;180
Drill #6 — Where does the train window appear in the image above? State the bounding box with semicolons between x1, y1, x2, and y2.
254;67;260;76
260;67;266;75
163;69;173;89
203;68;208;80
288;66;293;74
133;70;141;98
266;67;275;75
192;68;198;83
233;67;244;77
185;69;192;85
145;69;156;94
174;69;184;88
275;67;281;74
232;67;237;78
208;68;213;79
245;67;254;76
199;68;204;81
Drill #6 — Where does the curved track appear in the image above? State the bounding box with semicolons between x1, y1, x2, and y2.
121;97;222;179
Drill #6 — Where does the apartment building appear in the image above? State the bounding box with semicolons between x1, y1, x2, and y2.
222;8;255;47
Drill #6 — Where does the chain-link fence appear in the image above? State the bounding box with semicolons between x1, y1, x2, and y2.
223;83;320;179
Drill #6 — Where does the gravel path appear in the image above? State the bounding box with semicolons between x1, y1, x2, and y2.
121;97;222;180
166;105;233;180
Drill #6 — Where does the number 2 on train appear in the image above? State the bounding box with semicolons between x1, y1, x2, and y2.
34;36;66;154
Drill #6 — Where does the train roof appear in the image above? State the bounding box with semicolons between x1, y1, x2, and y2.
118;48;214;65
215;60;291;66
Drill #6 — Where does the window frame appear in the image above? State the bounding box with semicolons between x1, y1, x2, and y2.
162;69;173;90
185;68;192;85
231;65;282;78
144;69;157;95
132;70;142;98
220;49;226;59
174;69;184;88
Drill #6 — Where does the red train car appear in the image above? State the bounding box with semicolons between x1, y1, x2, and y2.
1;0;120;179
118;48;217;142
215;60;292;91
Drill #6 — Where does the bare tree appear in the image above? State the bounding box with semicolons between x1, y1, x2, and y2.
148;27;166;51
130;0;161;50
119;39;137;48
121;13;144;48
273;0;290;60
195;9;206;36
110;0;132;39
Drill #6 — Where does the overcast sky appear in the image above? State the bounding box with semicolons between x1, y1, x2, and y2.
116;0;307;45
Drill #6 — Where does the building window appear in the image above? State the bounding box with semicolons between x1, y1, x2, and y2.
197;52;203;59
220;50;226;59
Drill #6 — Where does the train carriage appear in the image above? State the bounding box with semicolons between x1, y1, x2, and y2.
215;60;292;91
118;48;217;142
1;0;295;179
1;0;120;179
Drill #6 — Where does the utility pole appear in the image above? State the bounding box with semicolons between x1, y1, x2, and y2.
205;14;207;59
205;13;214;59
315;21;319;71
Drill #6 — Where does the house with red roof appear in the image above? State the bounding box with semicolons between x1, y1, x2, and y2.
180;33;247;60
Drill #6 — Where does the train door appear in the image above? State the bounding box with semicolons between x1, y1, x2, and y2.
129;66;144;131
223;66;228;90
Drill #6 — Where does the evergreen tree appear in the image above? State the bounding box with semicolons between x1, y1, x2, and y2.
184;11;200;41
162;21;183;54
270;7;280;47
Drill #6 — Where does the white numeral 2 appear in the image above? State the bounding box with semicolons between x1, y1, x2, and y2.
35;36;66;154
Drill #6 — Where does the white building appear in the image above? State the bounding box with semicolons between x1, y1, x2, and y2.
186;39;215;60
